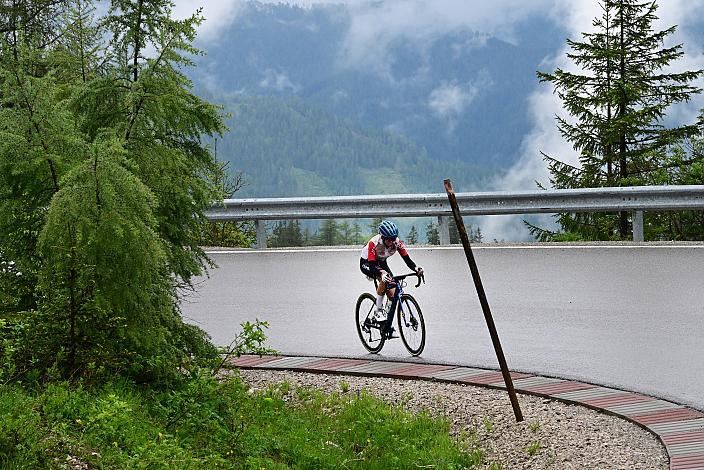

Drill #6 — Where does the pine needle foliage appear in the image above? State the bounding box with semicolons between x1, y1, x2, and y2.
1;0;228;383
35;137;182;381
270;220;304;247
536;0;703;240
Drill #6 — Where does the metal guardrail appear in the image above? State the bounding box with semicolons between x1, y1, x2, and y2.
205;185;704;248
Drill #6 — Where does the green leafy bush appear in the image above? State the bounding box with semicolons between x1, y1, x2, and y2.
0;374;485;469
0;386;45;467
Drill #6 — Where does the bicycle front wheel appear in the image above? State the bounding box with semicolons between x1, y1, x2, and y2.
355;293;385;353
397;294;426;356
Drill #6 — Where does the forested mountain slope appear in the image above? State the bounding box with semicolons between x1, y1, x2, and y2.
217;95;499;197
190;1;567;197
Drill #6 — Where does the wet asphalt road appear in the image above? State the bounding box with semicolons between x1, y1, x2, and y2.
180;244;704;411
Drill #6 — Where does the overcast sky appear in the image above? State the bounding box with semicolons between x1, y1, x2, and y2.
174;0;704;179
172;0;704;239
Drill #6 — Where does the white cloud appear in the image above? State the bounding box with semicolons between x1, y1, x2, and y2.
171;0;556;72
171;0;363;42
427;76;493;133
259;69;301;92
171;1;245;42
331;89;350;103
655;0;704;125
428;82;477;119
498;59;577;192
338;0;556;74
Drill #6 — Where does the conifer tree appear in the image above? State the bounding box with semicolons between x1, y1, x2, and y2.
473;226;484;243
99;0;225;280
1;1;66;52
338;220;353;245
425;222;440;245
351;221;363;245
449;217;481;243
269;222;287;248
407;225;419;245
53;0;102;83
369;217;383;238
302;226;313;246
0;0;225;381
537;0;702;240
317;219;340;246
0;0;76;317
270;220;303;247
289;220;304;246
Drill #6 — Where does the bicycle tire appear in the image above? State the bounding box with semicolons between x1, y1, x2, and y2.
397;294;426;356
355;293;385;353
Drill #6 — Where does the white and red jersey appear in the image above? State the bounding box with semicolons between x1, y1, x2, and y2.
360;234;409;263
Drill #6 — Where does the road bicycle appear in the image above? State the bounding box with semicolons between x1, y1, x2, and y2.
355;272;426;356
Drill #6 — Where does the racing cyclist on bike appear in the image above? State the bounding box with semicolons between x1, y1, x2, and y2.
360;220;424;339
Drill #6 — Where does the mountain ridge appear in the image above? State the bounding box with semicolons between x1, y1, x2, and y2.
189;2;568;196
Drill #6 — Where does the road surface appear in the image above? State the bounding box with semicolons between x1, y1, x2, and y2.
180;244;704;410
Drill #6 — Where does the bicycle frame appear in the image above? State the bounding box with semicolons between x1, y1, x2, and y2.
376;273;424;333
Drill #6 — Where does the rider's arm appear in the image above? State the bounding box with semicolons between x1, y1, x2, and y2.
366;240;384;277
400;253;417;271
397;240;417;271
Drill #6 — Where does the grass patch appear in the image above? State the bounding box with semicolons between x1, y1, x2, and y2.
0;373;485;468
526;441;542;456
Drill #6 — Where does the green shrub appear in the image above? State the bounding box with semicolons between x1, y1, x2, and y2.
0;386;45;468
0;373;485;468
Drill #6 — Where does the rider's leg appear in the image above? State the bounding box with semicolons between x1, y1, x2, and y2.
375;261;392;314
375;280;386;311
360;258;386;314
383;286;398;336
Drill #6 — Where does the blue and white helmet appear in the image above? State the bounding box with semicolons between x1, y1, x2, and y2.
378;220;399;239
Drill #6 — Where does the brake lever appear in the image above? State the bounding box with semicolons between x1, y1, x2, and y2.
415;273;424;288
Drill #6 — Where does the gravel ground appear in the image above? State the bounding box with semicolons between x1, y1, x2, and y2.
237;369;668;469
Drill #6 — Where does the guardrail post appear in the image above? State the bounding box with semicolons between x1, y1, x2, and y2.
255;220;267;249
438;216;450;245
632;210;644;242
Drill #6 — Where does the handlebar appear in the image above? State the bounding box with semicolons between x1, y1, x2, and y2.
373;272;425;289
394;272;425;288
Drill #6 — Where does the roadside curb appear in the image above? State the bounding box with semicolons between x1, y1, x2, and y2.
232;355;704;470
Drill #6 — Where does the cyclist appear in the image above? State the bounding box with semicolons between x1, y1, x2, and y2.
360;220;424;338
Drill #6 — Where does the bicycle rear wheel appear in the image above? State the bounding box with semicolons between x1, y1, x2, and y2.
397;294;426;356
355;293;385;353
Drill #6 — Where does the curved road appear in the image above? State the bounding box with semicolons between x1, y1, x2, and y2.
181;244;704;411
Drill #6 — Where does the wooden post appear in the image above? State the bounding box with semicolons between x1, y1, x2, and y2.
444;179;524;422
